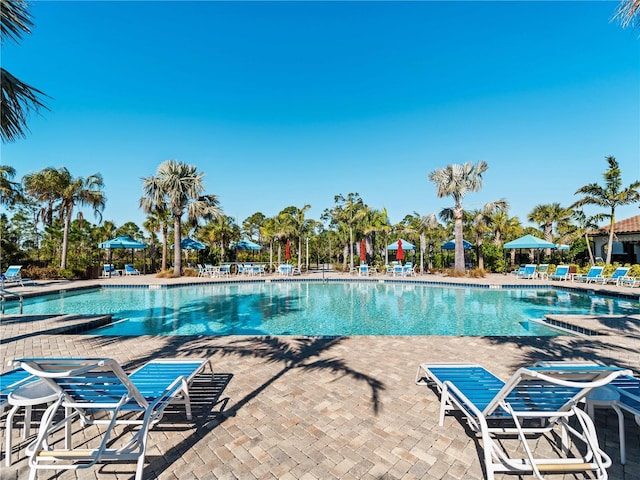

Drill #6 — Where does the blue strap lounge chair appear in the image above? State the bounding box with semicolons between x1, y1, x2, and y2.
124;264;140;275
1;265;31;286
574;265;605;283
517;264;537;279
549;265;570;281
13;357;212;480
1;368;35;413
415;362;631;479
599;266;630;286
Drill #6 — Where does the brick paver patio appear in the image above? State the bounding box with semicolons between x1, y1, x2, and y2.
1;272;638;479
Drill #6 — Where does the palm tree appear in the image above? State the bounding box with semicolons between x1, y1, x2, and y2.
141;160;222;276
201;215;237;265
420;212;441;271
1;0;49;142
23;167;68;227
327;193;367;270
0;165;21;205
428;161;488;272
572;156;640;264
469;200;508;270
362;207;390;266
527;202;572;257
568;210;604;265
140;193;171;271
614;0;640;28
281;204;312;271
58;170;105;269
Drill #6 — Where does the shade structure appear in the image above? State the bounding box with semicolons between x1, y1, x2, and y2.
174;238;206;250
386;239;415;250
234;239;261;251
360;239;366;261
555;244;570;251
285;239;291;260
441;239;474;250
98;236;147;276
396;239;405;260
98;235;147;250
503;235;556;249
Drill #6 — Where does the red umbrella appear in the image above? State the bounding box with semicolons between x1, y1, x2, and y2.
285;239;291;260
360;239;366;262
396;239;404;261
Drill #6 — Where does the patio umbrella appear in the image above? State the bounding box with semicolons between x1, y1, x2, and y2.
234;239;261;251
360;239;366;262
179;238;206;250
386;239;415;250
396;239;405;261
441;239;474;250
285;239;291;260
98;235;147;276
503;234;556;264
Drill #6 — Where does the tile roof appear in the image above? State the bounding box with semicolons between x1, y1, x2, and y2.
596;214;640;234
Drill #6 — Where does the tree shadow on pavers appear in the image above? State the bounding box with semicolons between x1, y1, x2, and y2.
484;336;640;373
88;335;386;479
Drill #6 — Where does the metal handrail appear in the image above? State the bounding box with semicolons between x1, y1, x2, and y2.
0;287;23;314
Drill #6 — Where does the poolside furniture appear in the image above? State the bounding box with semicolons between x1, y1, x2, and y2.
124;264;140;275
219;264;231;276
586;375;640;465
599;266;631;286
511;265;526;276
102;264;120;277
1;265;31;286
516;264;537;279
358;264;370;277
415;362;631;480
1;368;35;414
574;265;605;283
618;276;639;288
549;265;570;281
12;357;212;480
278;264;294;276
537;264;549;279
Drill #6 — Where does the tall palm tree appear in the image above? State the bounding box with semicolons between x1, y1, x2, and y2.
201;215;237;265
568;210;604;265
140;193;171;271
327;193;367;270
23;166;68;227
1;0;49;142
58;170;105;269
572;156;640;264
141;160;222;276
0;165;21;205
614;0;640;28
281;204;312;271
428;161;488;272
362;207;390;266
469;200;508;270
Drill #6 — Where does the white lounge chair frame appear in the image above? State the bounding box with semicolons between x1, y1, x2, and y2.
13;357;212;480
415;362;631;479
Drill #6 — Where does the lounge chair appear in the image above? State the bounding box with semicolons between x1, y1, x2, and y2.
618;276;639;288
102;264;120;277
415;362;631;480
1;265;31;287
13;357;212;480
549;265;570;281
516;264;537;279
124;264;140;275
599;266;630;286
574;265;605;283
1;368;35;414
537;264;549;279
586;374;640;465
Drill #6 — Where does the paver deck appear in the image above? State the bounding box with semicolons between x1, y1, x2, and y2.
1;272;638;479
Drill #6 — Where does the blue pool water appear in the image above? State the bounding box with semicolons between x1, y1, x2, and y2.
8;283;640;336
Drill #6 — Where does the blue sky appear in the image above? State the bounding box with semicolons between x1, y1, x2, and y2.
3;1;639;233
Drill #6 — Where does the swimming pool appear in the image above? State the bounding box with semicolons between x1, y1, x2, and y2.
8;282;640;336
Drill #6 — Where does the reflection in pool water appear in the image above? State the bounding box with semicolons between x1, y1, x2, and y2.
10;282;639;336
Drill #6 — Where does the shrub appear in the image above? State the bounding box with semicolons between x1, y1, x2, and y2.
468;268;486;278
444;268;467;277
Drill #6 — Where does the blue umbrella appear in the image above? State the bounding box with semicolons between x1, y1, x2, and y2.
387;239;415;250
503;235;556;249
233;239;262;250
175;238;206;250
98;236;147;276
441;239;474;250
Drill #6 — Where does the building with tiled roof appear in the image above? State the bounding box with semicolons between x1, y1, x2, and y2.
589;214;640;263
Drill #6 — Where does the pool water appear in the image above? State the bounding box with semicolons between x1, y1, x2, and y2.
9;283;640;336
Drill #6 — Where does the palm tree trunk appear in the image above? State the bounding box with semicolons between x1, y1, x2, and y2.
174;217;182;275
161;226;168;271
477;239;484;270
584;233;595;265
454;208;464;272
606;211;616;264
349;226;354;269
60;207;72;269
298;236;303;270
420;233;425;274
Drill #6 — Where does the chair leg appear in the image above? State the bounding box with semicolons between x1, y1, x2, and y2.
5;404;19;466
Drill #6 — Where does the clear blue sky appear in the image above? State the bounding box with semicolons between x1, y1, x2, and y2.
4;1;639;233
